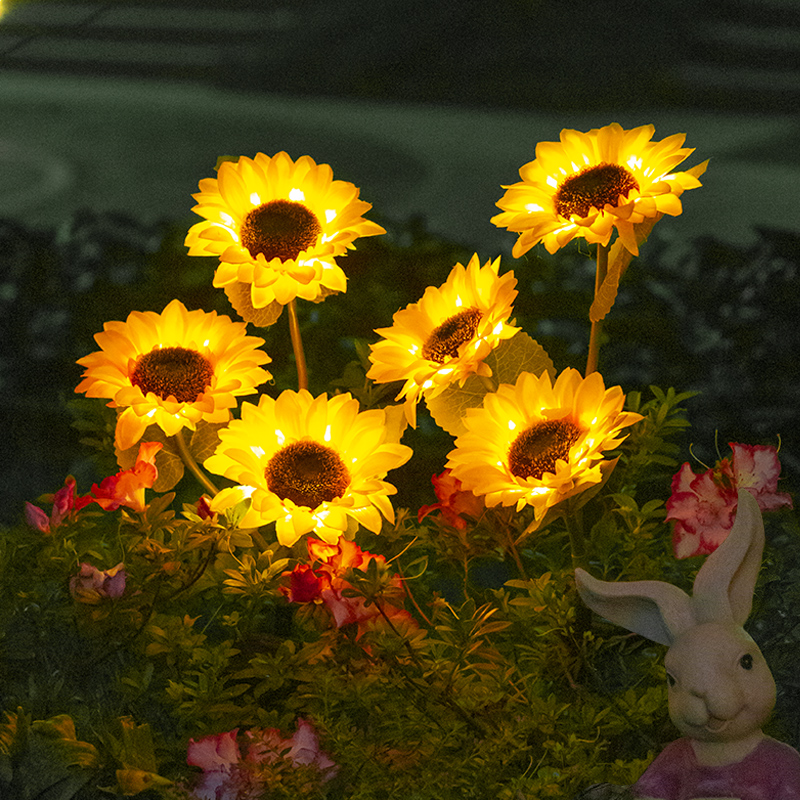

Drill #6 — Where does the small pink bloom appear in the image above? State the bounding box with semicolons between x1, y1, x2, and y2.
24;476;92;534
25;502;51;534
667;442;793;559
246;719;337;780
730;443;793;512
69;562;126;603
418;469;484;530
187;729;241;772
196;495;215;520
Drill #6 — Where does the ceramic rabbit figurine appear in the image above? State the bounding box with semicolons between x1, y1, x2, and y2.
575;489;800;800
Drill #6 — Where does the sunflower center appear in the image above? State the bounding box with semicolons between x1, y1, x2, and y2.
422;307;483;363
239;199;322;261
554;163;639;220
507;419;582;481
131;346;214;403
265;440;351;511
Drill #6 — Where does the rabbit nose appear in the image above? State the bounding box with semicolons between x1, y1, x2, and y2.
688;684;744;722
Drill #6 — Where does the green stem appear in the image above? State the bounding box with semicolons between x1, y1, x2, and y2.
564;508;587;572
173;428;219;497
585;243;609;376
287;299;308;391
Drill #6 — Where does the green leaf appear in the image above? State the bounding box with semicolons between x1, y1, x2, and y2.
117;717;157;773
189;421;226;463
426;333;554;437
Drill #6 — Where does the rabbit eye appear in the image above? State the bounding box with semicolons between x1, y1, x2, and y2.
666;673;676;687
740;654;754;670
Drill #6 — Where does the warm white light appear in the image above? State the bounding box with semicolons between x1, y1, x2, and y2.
492;321;504;335
288;188;305;202
250;446;265;458
546;176;559;189
321;233;336;243
275;428;285;445
324;424;332;442
325;209;337;223
627;155;643;171
525;203;544;213
250;192;261;206
508;419;516;431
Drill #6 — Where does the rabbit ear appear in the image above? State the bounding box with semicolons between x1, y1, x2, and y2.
692;489;765;626
575;569;696;646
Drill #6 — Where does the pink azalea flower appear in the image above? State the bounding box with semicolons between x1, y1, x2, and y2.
667;442;793;559
186;721;337;799
246;719;337;779
24;476;92;534
418;469;484;531
186;730;244;800
69;562;126;603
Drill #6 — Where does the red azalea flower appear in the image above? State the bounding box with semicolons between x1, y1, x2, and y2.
667;442;793;558
302;538;412;638
280;563;330;604
88;441;162;512
418;469;484;531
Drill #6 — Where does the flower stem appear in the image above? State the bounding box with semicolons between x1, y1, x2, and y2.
287;299;308;391
173;428;219;497
585;243;609;376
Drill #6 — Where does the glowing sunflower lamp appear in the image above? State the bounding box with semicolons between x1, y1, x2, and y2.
205;390;412;547
492;123;707;375
185;152;385;390
367;253;519;426
75;299;272;491
445;368;642;534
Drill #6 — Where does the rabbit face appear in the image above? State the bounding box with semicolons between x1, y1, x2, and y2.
664;622;775;743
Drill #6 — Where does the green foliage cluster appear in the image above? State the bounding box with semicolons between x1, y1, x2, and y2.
0;375;781;799
2;213;799;799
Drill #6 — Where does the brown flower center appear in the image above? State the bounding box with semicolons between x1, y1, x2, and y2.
554;163;639;220
265;440;351;510
507;419;582;481
422;307;482;363
239;199;322;261
131;346;214;402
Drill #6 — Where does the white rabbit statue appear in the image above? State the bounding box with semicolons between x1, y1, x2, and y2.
575;489;800;800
